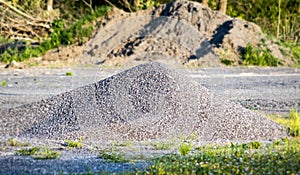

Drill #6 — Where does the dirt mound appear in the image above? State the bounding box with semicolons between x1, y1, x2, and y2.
0;62;287;142
80;0;291;67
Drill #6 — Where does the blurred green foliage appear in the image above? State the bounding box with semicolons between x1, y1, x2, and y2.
0;0;299;63
242;43;281;66
0;6;110;63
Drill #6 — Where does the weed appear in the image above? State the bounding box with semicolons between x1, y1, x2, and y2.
221;59;234;66
249;141;263;149
16;147;39;156
110;141;132;147
1;146;6;151
242;43;281;66
144;138;300;174
33;146;59;159
151;142;173;150
65;71;73;76
98;149;128;163
16;146;59;159
266;114;291;127
267;109;300;137
64;139;83;148
1;80;7;87
7;138;30;147
273;139;281;146
277;41;300;65
178;142;192;156
288;108;300;136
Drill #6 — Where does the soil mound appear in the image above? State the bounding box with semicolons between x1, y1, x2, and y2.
80;0;291;67
0;62;287;142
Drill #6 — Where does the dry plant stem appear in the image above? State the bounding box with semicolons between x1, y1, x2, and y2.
0;0;47;22
276;0;281;38
0;0;50;41
82;0;94;13
119;0;133;12
218;0;227;14
202;0;208;7
47;0;53;11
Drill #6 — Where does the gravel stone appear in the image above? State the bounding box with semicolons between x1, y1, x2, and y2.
0;62;287;143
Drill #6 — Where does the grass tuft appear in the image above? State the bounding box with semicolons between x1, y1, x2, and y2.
98;149;128;163
16;146;59;159
152;142;173;150
1;80;7;87
33;146;59;159
288;108;300;137
64;139;83;148
178;142;192;156
16;147;39;156
65;71;73;76
266;109;300;137
7;138;30;147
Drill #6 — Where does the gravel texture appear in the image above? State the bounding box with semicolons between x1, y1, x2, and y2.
0;62;291;174
0;62;287;142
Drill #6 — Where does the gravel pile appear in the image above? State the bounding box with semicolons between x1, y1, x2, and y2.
0;62;287;143
81;0;293;67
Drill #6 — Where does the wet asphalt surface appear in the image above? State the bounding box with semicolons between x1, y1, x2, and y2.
0;66;299;114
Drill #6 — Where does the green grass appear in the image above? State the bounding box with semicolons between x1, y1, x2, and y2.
140;139;300;175
221;58;234;66
178;142;192;156
1;80;7;87
0;6;111;63
16;147;39;156
98;148;128;163
110;141;133;147
65;71;73;76
277;41;300;66
7;138;30;147
242;43;281;66
289;109;300;136
64;139;83;148
16;146;59;159
151;142;173;150
33;146;59;159
266;109;300;137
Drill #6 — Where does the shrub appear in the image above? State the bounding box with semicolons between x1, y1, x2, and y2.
0;6;110;63
242;43;281;66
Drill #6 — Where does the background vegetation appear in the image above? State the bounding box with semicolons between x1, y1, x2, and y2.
0;0;299;65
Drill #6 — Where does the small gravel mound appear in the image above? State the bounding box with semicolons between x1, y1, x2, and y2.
0;62;287;142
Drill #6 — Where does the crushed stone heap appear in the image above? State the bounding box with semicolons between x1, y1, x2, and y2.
0;62;287;142
81;0;291;67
